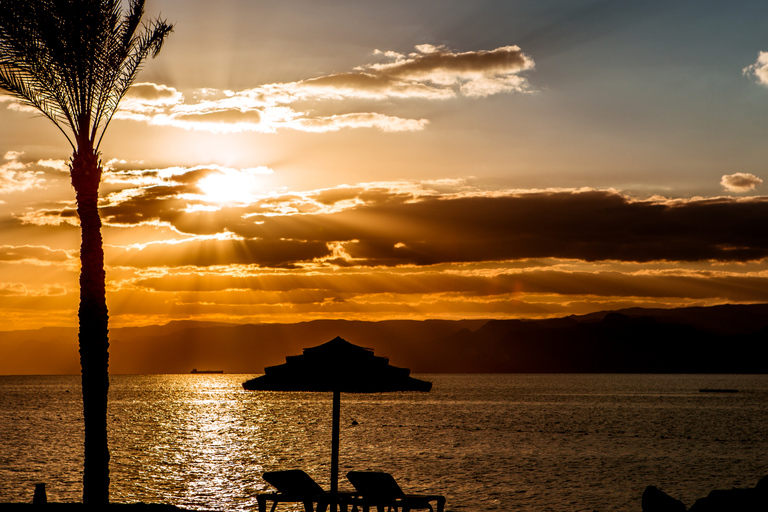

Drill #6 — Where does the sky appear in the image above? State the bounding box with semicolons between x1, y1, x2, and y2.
1;0;768;331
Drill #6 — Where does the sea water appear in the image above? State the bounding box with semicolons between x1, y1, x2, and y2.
1;374;767;511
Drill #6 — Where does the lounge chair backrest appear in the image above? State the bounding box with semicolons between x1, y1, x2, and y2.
263;469;326;497
346;471;406;499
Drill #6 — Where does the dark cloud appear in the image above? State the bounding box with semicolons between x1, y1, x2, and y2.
100;168;229;225
100;186;190;226
36;183;768;267
227;191;768;265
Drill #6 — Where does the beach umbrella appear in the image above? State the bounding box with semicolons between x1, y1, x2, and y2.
242;336;431;504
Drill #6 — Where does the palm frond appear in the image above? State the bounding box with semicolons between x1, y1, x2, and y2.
95;14;173;148
1;9;75;145
0;0;173;153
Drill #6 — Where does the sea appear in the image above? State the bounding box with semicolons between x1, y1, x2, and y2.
1;374;767;512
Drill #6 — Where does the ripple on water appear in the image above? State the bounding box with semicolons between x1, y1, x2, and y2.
1;374;768;511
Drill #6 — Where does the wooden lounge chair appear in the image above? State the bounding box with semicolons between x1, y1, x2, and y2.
258;469;354;512
345;471;446;512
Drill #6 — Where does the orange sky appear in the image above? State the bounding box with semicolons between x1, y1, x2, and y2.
1;0;768;331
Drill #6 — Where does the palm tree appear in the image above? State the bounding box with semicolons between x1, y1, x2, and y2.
0;0;172;504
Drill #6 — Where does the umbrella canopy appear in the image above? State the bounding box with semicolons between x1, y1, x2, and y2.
243;336;431;393
242;336;431;505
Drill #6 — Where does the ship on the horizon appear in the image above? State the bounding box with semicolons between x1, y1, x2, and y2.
190;368;224;374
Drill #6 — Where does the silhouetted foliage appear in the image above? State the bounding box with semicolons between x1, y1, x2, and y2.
0;0;172;504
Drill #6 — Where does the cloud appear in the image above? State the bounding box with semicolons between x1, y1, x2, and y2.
175;109;262;124
122;83;184;106
0;152;48;194
23;165;768;268
17;208;79;227
131;268;768;303
109;237;329;269
36;169;764;268
115;44;533;133
296;45;533;100
11;163;276;228
284;112;429;133
0;245;71;263
227;191;768;265
365;44;534;98
721;173;763;192
744;51;768;86
299;72;452;100
38;284;67;297
0;282;26;296
36;159;69;173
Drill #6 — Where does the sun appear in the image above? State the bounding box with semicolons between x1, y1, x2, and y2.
196;167;271;204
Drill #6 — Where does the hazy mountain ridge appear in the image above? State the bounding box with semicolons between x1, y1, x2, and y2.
572;303;768;335
1;303;767;374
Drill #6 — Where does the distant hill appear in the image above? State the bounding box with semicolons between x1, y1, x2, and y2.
1;303;767;374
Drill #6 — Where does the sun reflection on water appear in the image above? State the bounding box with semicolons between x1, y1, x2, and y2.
109;375;275;510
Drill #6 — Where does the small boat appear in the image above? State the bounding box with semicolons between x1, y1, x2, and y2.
191;368;224;374
699;388;738;393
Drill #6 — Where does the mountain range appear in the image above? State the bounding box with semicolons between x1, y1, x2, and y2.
1;303;767;375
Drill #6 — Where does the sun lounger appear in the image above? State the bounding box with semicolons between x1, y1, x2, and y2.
258;469;355;512
345;471;446;512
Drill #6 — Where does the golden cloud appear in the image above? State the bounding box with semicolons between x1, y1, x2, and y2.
0;282;26;296
721;172;763;192
0;245;71;263
114;44;534;133
0;152;47;194
366;44;535;97
131;268;768;303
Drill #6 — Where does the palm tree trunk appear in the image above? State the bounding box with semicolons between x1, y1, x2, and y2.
71;149;110;505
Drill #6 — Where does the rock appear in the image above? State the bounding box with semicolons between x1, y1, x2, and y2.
642;476;768;512
685;476;768;512
642;485;686;512
755;474;768;495
688;488;764;511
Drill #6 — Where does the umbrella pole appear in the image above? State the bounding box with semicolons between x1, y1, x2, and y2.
331;389;340;512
